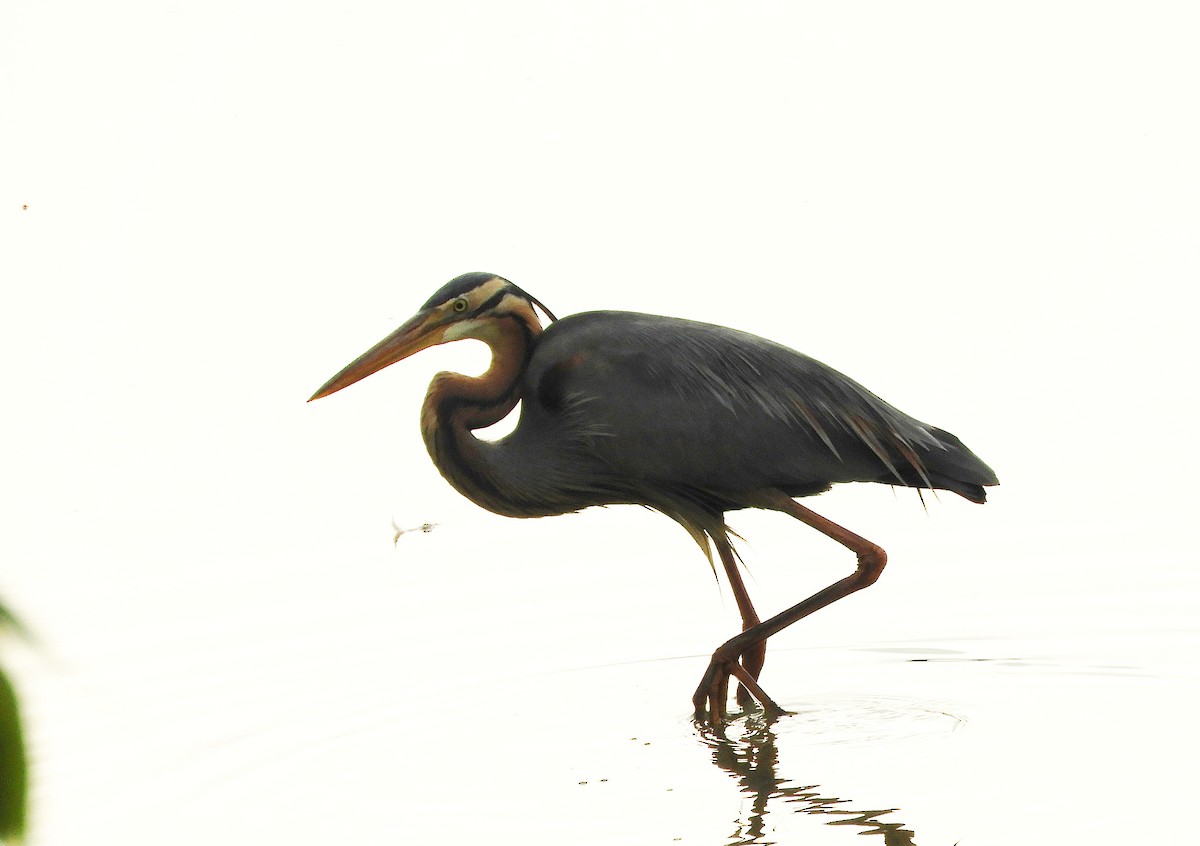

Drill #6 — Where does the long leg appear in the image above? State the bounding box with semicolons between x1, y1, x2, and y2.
693;491;888;725
711;531;766;708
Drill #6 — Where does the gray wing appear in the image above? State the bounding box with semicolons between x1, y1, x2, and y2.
522;311;996;503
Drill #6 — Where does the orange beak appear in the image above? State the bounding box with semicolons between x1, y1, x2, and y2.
308;308;445;401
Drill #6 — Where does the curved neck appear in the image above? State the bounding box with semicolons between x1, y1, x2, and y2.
420;314;540;516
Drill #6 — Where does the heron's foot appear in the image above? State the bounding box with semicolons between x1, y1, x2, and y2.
734;640;767;708
692;643;788;727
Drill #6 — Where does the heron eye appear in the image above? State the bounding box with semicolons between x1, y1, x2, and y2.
452;298;469;313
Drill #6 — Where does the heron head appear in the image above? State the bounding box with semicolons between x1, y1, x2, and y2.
308;272;556;401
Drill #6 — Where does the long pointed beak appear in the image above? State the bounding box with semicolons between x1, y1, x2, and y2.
308;308;443;401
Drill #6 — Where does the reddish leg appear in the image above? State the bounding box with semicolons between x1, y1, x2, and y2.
712;532;766;708
693;491;889;726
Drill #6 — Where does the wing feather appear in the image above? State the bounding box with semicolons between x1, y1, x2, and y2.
523;311;995;502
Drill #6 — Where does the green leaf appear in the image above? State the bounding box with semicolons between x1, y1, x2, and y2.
0;666;27;844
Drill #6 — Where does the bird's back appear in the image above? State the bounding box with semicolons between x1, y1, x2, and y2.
513;311;997;510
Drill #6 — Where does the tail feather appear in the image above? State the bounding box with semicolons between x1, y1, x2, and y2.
916;427;998;503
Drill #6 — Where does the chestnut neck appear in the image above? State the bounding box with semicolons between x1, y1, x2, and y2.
420;313;542;516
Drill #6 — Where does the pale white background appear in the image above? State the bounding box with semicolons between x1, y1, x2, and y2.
2;3;1198;845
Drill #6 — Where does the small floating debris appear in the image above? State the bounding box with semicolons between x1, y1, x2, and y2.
391;518;439;545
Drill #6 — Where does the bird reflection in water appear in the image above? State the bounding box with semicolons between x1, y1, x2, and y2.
697;716;917;845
